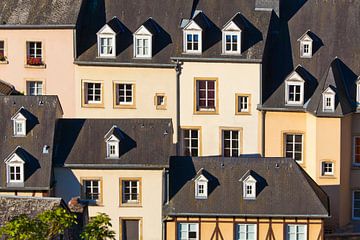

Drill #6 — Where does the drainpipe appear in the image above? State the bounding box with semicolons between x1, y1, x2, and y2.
175;60;183;155
261;110;267;157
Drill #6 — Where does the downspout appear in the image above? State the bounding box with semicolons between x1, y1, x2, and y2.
175;60;183;155
261;110;267;157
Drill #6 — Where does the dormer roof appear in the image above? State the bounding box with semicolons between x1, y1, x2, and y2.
222;12;247;31
104;125;123;142
285;65;306;82
11;107;29;121
135;18;160;36
239;170;258;182
297;30;315;42
4;146;26;164
183;10;210;31
194;168;209;182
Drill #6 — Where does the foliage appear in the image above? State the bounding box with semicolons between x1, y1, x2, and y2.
0;208;77;240
80;213;115;240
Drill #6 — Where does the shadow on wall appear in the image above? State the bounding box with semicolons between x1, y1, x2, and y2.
54;167;82;203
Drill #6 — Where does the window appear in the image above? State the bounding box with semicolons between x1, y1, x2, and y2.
222;130;240;157
178;223;199;240
322;88;335;112
243;181;255;199
27;42;43;65
182;128;200;157
354;136;360;165
155;93;167;110
194;175;208;199
195;79;217;113
8;164;23;183
82;179;101;202
133;25;152;58
99;37;114;56
357;82;360;107
121;179;141;205
186;33;199;52
0;40;5;61
286;224;307;240
300;40;312;58
13;119;26;136
106;140;119;158
83;81;103;105
115;83;135;107
236;94;251;114
322;162;334;176
121;219;141;240
27;81;43;96
223;32;241;54
136;38;150;57
236;224;257;240
286;82;303;105
353;191;360;220
285;134;303;163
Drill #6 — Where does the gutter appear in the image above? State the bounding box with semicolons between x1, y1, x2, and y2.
0;186;51;191
167;213;330;218
64;163;169;169
74;60;176;68
175;60;183;155
171;57;262;63
0;24;76;29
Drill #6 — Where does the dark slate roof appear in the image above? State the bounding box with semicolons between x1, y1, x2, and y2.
76;0;274;65
0;96;63;190
262;0;360;117
106;17;124;33
0;80;15;95
53;119;174;169
0;0;83;27
165;157;329;218
0;195;66;226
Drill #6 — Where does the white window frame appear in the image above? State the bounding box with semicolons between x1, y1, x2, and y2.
285;81;304;105
284;133;304;163
353;191;360;220
286;224;307;240
178;223;199;240
353;136;360;166
243;176;256;200
122;180;140;204
357;82;360;107
98;35;115;57
6;162;24;184
13;119;26;136
182;128;200;157
222;130;240;157
238;95;249;113
300;40;312;58
134;35;152;58
85;82;102;104
27;41;42;59
116;83;134;105
27;81;43;96
196;79;217;112
322;89;335;112
83;179;101;201
321;161;334;176
236;224;257;240
222;31;241;55
194;175;208;199
183;30;202;54
106;139;119;158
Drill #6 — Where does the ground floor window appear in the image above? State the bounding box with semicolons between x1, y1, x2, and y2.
236;223;257;240
178;223;198;240
121;219;141;240
286;224;307;240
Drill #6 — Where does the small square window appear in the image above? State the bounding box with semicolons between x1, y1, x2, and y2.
106;141;119;158
155;94;167;110
322;162;334;176
27;42;43;65
27;81;43;96
236;94;251;114
13;120;26;136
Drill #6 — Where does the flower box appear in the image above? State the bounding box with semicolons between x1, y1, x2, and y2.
27;57;43;66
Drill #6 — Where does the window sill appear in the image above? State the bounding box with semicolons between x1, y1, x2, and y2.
235;111;251;115
82;103;105;108
319;175;336;179
97;55;116;59
114;104;136;109
194;110;219;115
24;64;46;69
0;60;9;64
156;106;167;110
119;203;142;208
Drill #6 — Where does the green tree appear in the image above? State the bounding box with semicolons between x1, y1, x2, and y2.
0;208;77;240
80;213;115;240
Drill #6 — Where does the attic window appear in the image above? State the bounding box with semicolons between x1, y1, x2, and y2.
322;87;335;112
133;25;152;58
97;24;116;57
356;81;360;107
5;150;25;185
242;175;257;200
104;126;122;158
194;173;208;199
11;108;27;137
222;20;241;55
183;20;202;54
298;32;313;58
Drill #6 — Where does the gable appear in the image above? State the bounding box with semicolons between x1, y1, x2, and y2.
223;21;241;32
286;70;305;82
4;152;25;164
184;20;202;31
11;108;27;121
323;86;335;95
134;25;152;36
298;31;314;42
97;24;116;35
244;174;257;183
106;134;120;142
195;174;208;182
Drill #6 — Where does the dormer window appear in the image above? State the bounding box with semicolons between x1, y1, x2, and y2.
298;31;314;58
322;87;335;112
104;125;122;158
11;107;28;137
356;79;360;107
285;70;305;105
183;20;202;54
5;148;25;185
240;172;257;200
222;14;243;55
194;172;208;199
97;23;117;57
133;25;152;58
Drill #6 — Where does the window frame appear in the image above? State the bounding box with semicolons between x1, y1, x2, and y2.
235;94;251;115
26;81;43;96
235;223;257;240
113;82;136;109
81;178;103;205
106;138;119;158
177;222;199;240
322;89;335;112
221;128;242;157
7;163;24;184
181;127;201;157
154;93;167;110
98;34;116;57
285;81;304;105
284;133;304;164
120;178;142;207
357;81;360;107
353;191;360;220
300;40;312;58
321;161;334;176
222;31;241;55
82;80;104;107
353;136;360;166
120;217;143;240
286;224;307;240
134;35;152;58
194;175;208;199
183;30;202;54
0;40;7;62
26;41;44;66
13;119;26;137
243;178;256;200
194;78;219;114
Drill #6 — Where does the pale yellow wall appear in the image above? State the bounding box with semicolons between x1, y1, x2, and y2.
0;29;75;117
54;168;164;240
75;65;177;142
165;217;324;240
0;192;44;197
179;62;261;156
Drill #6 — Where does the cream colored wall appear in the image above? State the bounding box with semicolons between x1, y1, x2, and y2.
54;167;164;240
0;29;75;117
75;65;177;142
179;62;261;156
165;217;324;240
0;192;44;197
